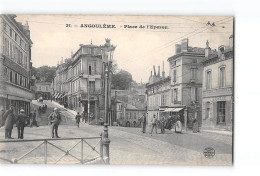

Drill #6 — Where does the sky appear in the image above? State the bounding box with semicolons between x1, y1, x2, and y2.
15;15;233;83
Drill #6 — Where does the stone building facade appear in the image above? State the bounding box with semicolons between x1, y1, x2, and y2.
115;100;146;127
53;39;116;123
34;81;52;100
201;35;234;130
0;15;33;115
146;39;217;129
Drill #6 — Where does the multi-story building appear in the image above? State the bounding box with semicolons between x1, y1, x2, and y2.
0;15;33;115
146;39;217;128
34;81;52;100
53;39;116;123
115;100;146;127
201;35;234;130
146;63;171;126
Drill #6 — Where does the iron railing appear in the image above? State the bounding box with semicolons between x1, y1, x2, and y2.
0;137;108;164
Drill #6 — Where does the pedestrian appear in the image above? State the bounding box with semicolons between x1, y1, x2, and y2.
45;104;47;109
141;113;147;133
150;114;158;134
192;118;199;133
3;106;16;139
0;109;5;127
42;105;45;113
17;109;27;139
160;116;166;134
30;110;39;127
175;115;182;133
38;106;42;114
48;108;62;138
75;112;81;128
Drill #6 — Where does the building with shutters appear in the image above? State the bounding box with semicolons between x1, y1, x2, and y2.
201;35;234;130
0;14;34;116
53;39;116;124
34;81;52;100
146;39;218;129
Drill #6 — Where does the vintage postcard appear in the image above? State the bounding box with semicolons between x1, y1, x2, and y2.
0;15;234;165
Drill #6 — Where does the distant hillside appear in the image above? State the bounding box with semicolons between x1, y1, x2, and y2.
32;65;56;82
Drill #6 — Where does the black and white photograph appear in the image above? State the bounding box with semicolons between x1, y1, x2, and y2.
0;14;234;165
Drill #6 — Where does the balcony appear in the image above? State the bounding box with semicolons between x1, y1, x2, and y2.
174;100;181;105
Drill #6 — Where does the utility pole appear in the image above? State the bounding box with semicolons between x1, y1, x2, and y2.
114;90;117;124
87;74;90;124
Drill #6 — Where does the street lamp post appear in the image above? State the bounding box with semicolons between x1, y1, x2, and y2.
102;63;110;164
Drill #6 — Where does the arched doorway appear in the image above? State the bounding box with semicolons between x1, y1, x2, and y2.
133;121;137;127
126;121;130;127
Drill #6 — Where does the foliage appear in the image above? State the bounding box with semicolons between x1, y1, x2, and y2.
112;69;133;90
32;65;56;82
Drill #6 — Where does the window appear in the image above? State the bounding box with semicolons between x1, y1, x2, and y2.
89;81;95;92
174;89;178;102
161;94;167;106
217;101;226;124
4;67;8;75
10;43;13;59
173;69;177;82
15;73;18;84
219;67;226;88
10;71;13;82
206;71;212;89
3;22;7;31
15;33;17;41
24;78;27;88
88;63;95;75
39;86;41;91
191;68;197;79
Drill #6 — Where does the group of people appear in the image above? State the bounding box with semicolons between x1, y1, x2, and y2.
38;104;47;114
0;106;39;139
140;113;199;134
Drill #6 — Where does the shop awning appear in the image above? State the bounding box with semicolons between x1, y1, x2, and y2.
172;108;183;112
165;108;176;112
57;94;63;99
52;93;57;98
54;93;60;99
164;107;184;112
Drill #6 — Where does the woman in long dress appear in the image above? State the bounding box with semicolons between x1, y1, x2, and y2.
175;115;182;133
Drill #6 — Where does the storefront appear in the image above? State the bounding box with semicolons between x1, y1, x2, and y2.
202;94;233;130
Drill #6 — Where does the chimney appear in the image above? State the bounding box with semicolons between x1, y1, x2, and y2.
158;66;160;77
162;61;165;78
181;38;188;52
153;65;156;76
175;44;181;54
229;34;233;48
205;40;211;57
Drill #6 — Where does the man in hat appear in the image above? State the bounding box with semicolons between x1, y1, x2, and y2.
75;112;81;128
3;106;16;139
17;109;27;139
150;114;158;134
48;108;62;138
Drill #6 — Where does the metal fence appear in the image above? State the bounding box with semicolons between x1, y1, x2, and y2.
0;136;108;164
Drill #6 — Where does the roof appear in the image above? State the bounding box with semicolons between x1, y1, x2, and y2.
146;76;171;88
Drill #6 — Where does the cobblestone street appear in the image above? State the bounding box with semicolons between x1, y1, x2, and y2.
0;100;232;165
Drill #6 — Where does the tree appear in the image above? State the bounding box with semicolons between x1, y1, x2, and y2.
32;65;56;82
112;69;133;90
